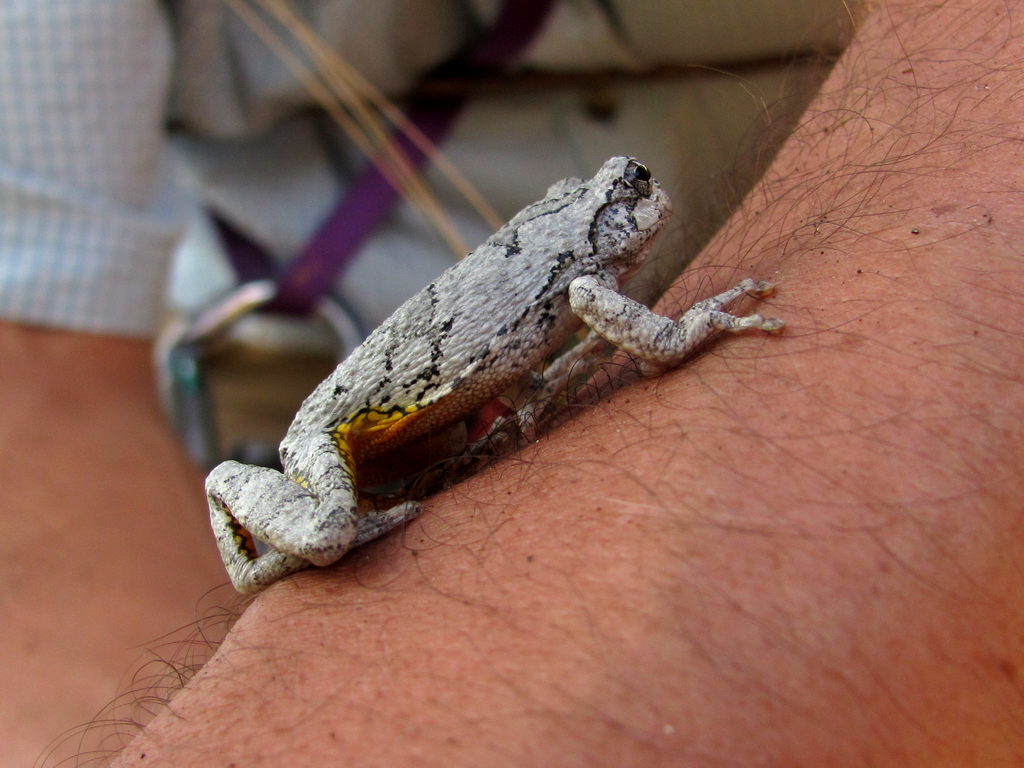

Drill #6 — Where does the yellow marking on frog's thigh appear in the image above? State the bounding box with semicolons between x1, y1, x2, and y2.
355;405;423;432
331;406;414;464
213;494;259;559
332;404;439;459
229;517;259;560
329;427;356;485
334;406;421;440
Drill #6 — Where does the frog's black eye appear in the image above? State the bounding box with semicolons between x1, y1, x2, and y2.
624;160;652;195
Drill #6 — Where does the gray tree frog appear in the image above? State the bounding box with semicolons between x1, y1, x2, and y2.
207;156;783;593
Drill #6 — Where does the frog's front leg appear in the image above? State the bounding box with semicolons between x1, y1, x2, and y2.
207;433;419;593
567;276;784;371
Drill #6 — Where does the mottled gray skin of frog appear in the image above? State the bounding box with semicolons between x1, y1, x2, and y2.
208;156;783;593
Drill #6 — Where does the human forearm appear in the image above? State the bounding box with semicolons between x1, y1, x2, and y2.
111;1;1024;765
0;325;227;767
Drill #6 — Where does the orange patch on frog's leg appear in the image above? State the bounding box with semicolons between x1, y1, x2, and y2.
335;395;491;492
358;421;469;489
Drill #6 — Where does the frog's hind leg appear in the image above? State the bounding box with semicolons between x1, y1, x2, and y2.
207;433;420;593
207;484;308;594
207;457;346;594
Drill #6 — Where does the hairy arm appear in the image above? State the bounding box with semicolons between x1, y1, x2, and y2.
112;1;1024;765
0;327;228;768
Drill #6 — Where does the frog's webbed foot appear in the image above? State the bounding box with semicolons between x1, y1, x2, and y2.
518;331;612;440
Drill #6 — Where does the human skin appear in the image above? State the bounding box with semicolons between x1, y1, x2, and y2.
34;0;1024;764
0;328;230;768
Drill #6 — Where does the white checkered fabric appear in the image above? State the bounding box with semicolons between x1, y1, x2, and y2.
0;0;180;335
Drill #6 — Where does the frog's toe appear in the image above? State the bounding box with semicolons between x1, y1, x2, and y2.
226;548;309;595
354;501;421;548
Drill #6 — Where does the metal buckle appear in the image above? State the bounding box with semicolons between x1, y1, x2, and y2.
155;280;366;467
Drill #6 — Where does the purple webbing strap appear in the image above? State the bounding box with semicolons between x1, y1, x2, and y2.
267;103;459;314
221;0;558;315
